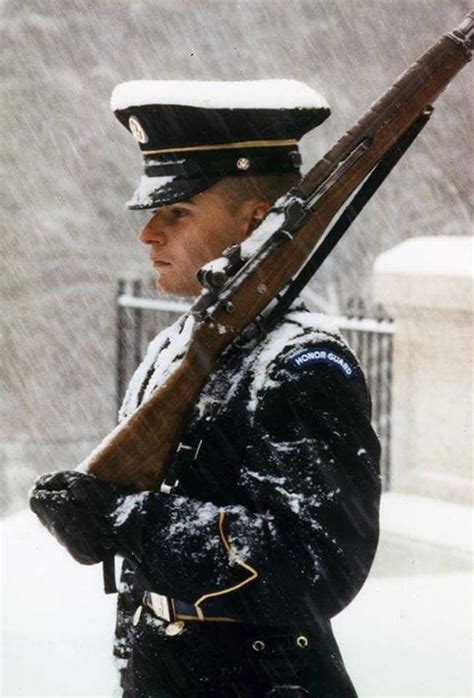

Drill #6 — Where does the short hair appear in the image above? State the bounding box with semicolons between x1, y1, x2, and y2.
212;172;301;213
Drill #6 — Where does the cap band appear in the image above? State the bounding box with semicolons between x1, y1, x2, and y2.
142;138;297;155
144;145;302;178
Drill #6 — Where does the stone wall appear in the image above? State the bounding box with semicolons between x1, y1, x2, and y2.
373;236;473;504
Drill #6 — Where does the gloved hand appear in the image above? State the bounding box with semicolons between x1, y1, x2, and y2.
29;471;148;566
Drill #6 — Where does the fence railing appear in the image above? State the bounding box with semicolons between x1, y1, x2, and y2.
116;280;395;489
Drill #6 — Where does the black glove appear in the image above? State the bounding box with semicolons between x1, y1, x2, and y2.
29;471;148;566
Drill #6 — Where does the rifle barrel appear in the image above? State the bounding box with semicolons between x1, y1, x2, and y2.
299;12;473;201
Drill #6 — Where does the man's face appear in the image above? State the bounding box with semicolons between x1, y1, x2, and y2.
138;187;267;297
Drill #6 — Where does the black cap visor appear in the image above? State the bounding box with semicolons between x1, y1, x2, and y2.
127;173;222;210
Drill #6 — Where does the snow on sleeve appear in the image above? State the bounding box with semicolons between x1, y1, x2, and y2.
112;492;150;527
111;79;329;112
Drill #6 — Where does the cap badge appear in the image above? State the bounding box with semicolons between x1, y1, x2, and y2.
128;116;149;144
236;157;250;171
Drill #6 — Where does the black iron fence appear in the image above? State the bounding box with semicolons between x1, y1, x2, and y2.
335;297;395;489
116;279;395;488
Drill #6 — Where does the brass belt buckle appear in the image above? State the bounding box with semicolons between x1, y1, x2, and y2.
142;592;186;636
144;592;172;623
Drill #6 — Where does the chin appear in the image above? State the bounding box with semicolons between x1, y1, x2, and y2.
156;276;197;298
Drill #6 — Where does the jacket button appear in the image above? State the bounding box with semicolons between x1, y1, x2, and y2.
252;639;265;652
296;635;309;648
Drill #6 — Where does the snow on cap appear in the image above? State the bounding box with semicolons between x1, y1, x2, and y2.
111;79;329;112
111;79;331;210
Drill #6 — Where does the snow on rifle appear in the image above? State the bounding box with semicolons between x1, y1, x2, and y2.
81;12;473;492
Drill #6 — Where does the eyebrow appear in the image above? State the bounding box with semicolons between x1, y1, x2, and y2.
150;199;197;214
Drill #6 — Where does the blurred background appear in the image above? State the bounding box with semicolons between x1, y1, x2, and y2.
1;0;471;512
1;2;472;696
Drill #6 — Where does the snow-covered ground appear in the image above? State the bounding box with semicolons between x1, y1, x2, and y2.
1;494;472;697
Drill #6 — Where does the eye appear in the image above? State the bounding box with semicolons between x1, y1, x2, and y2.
170;206;189;220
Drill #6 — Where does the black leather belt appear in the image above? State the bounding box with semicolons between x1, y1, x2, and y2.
135;592;311;650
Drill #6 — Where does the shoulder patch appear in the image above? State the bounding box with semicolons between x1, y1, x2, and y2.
286;345;356;378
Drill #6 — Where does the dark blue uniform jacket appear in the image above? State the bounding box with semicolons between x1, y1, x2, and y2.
112;307;381;677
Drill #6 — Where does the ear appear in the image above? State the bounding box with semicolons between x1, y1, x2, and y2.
240;201;271;238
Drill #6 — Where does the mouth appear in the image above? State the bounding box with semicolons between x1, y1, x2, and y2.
150;258;172;269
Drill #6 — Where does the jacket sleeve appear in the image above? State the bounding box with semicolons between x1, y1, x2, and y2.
112;340;381;623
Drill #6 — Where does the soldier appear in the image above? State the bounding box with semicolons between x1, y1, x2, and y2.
30;80;381;697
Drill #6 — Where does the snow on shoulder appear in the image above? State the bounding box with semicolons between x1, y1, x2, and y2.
111;79;329;112
246;309;342;413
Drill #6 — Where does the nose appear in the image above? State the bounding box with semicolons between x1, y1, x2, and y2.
138;213;167;245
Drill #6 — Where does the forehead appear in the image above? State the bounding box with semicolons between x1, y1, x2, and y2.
151;188;229;214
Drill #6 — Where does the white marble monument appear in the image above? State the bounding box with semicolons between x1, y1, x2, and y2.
373;236;473;505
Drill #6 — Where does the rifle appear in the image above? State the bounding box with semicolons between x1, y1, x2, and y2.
84;13;473;493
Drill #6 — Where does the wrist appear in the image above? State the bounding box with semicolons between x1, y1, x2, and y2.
107;491;152;564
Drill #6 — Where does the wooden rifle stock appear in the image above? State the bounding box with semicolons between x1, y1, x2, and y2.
87;14;473;492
